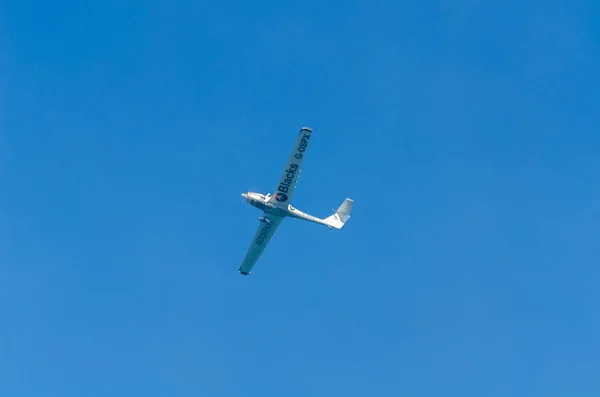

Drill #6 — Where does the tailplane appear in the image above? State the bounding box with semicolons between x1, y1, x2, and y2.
324;198;354;229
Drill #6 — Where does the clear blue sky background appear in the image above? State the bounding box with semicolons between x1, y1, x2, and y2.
2;1;599;396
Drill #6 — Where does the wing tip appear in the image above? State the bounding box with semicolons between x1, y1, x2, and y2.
301;126;312;132
239;269;250;276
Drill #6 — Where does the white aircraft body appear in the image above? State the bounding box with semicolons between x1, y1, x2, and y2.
239;127;353;275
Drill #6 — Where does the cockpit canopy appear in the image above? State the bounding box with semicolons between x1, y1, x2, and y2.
249;192;270;201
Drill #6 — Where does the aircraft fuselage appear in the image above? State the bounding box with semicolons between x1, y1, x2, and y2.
241;191;330;227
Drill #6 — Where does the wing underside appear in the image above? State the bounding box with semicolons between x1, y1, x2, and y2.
268;127;313;207
238;213;284;275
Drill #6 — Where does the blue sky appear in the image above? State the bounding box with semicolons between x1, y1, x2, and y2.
2;1;599;396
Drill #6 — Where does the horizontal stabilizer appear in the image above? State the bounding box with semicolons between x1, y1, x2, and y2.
324;198;353;229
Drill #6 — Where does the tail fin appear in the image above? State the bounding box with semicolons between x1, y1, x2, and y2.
324;198;354;229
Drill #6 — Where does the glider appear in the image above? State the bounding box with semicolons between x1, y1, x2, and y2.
238;126;353;275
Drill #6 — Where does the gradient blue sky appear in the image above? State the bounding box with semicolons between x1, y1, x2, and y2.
2;1;600;396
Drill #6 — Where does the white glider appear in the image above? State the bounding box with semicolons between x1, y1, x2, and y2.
239;127;353;275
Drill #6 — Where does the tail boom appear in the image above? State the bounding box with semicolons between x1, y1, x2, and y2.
286;198;353;229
